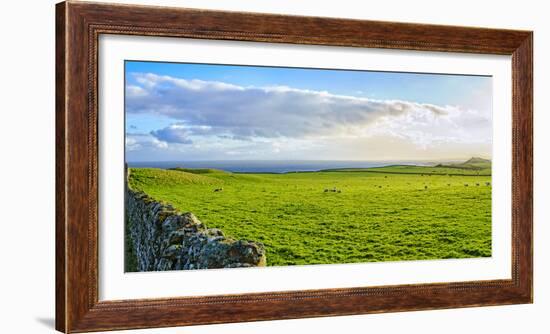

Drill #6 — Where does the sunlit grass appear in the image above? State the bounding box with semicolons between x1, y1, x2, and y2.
128;165;492;267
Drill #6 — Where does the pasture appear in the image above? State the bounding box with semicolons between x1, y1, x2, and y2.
128;164;492;266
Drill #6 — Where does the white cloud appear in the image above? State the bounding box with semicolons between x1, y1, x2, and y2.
125;73;492;160
126;85;148;97
126;133;168;151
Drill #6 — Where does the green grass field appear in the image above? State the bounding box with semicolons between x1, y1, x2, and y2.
128;161;492;267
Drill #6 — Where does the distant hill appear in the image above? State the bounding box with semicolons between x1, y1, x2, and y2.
453;157;491;169
436;157;491;170
464;157;491;164
319;157;491;176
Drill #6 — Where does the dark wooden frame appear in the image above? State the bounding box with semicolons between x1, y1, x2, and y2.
56;1;533;332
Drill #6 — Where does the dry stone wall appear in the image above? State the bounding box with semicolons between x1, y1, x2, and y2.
126;186;266;272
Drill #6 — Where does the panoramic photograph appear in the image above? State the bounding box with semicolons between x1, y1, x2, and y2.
124;61;492;272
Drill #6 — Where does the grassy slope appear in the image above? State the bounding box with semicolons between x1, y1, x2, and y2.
435;157;492;172
324;165;491;176
128;165;492;267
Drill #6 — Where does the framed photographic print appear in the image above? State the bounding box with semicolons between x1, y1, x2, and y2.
56;1;533;332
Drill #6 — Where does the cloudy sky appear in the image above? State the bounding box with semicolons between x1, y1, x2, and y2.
125;61;492;162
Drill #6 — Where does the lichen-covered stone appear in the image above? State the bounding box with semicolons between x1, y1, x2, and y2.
126;187;266;272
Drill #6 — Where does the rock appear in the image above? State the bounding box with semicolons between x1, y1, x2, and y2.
126;185;266;272
161;244;181;259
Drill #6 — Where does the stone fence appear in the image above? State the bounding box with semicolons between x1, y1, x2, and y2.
126;174;266;271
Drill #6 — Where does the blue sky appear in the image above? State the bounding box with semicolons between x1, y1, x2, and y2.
125;61;492;162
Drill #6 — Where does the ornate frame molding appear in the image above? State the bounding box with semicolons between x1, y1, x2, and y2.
56;1;532;332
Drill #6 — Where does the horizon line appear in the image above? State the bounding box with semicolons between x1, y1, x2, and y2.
126;157;492;163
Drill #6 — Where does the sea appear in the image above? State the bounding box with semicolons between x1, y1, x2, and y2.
126;160;437;174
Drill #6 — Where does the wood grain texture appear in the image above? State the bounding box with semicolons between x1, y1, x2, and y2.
55;1;533;332
55;2;67;332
